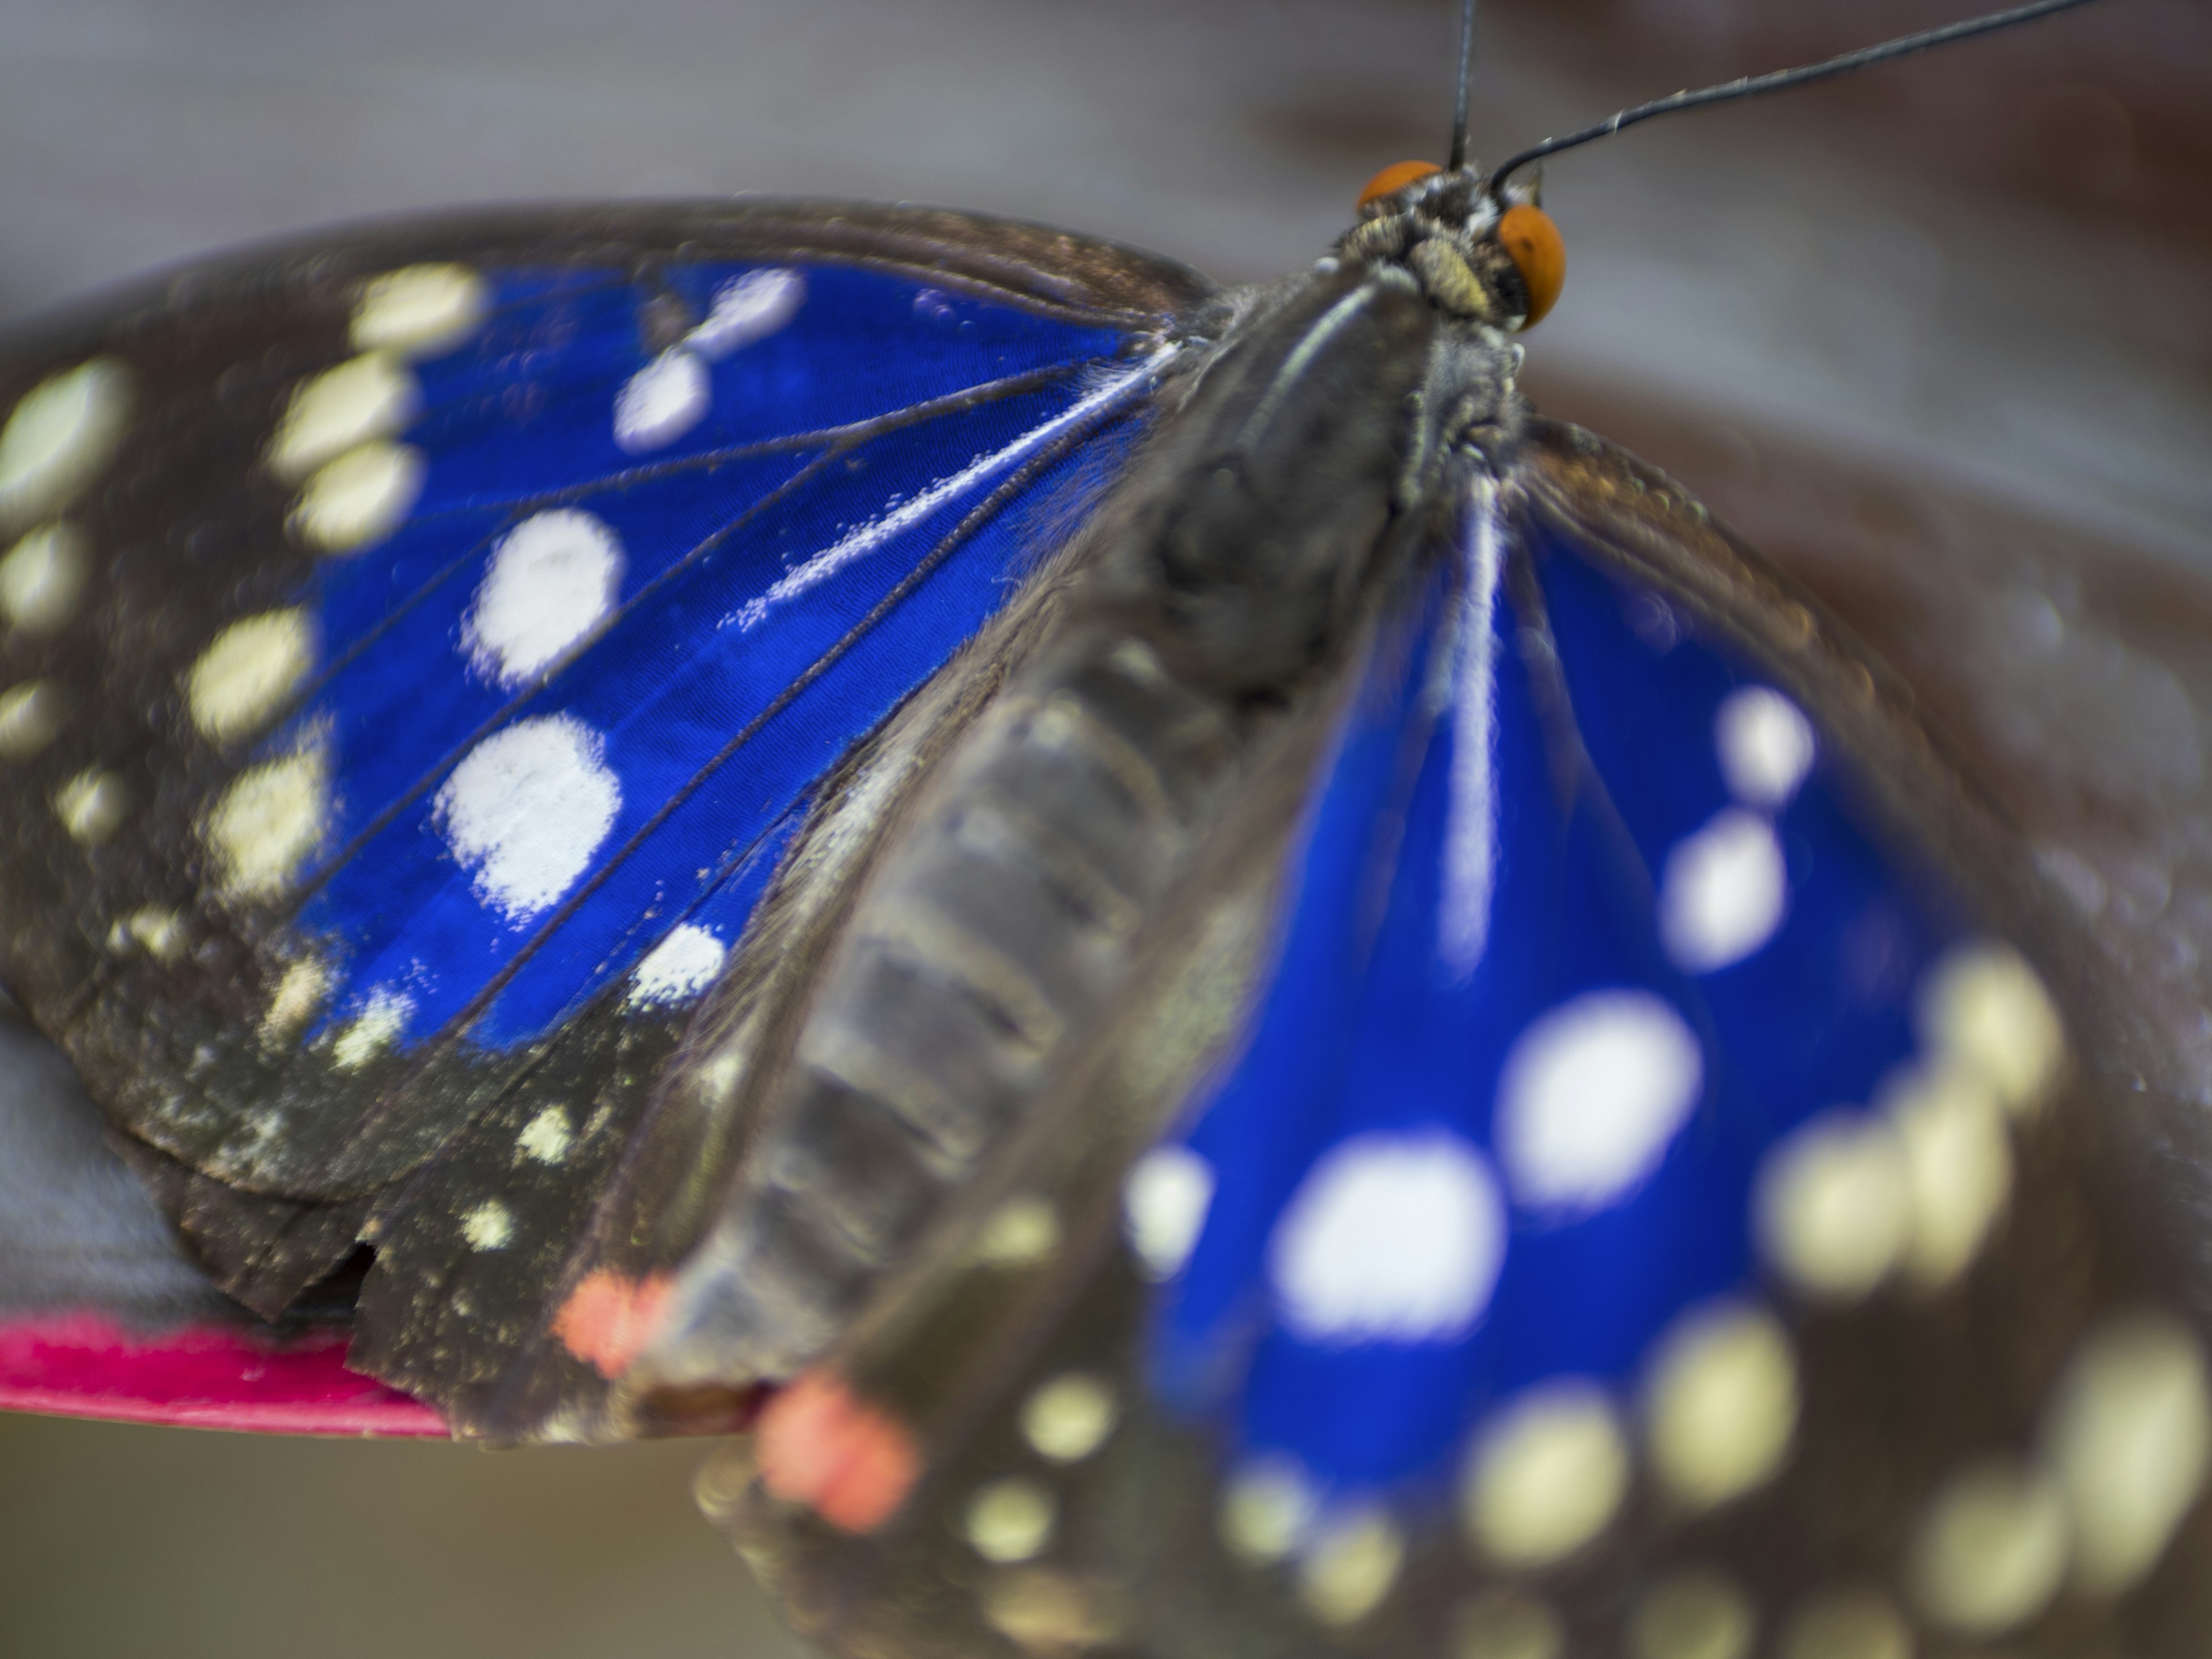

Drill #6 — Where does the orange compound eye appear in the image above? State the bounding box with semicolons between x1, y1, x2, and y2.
1497;203;1565;328
1356;160;1441;211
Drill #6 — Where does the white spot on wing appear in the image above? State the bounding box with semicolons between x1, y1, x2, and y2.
463;509;624;688
261;957;330;1045
1269;1131;1506;1343
1495;990;1703;1215
1754;1109;1912;1301
1124;1144;1214;1282
1918;944;2066;1119
461;1199;515;1251
1;522;89;632
54;767;126;844
608;270;805;454
351;265;490;358
435;713;622;924
1660;809;1789;972
0;358;131;522
1298;1508;1406;1627
613;349;711;453
187;608;314;741
1461;1379;1630;1566
627;922;726;1007
1218;1457;1318;1564
1021;1373;1117;1464
206;738;329;899
517;1106;573;1164
1645;1301;1800;1512
290;440;425;553
0;680;62;760
332;984;413;1070
687;268;805;358
267;352;420;482
2044;1312;2211;1595
1715;685;1816;807
1906;1460;2069;1637
964;1477;1056;1564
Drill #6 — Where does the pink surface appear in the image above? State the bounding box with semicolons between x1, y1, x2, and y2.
0;1308;448;1437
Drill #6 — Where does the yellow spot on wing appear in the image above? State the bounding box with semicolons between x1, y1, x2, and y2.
0;358;131;524
205;738;329;899
186;608;315;741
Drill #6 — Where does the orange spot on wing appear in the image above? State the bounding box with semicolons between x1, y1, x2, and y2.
756;1370;921;1535
552;1270;672;1378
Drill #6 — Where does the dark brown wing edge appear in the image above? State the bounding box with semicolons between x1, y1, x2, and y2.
3;197;1218;362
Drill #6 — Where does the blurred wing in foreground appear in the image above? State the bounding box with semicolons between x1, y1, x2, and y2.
696;405;2212;1658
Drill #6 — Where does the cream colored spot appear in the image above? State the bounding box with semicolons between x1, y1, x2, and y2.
187;608;314;742
1881;1063;2012;1291
204;741;328;899
351;264;490;358
517;1105;573;1165
1646;1301;1800;1512
1218;1457;1318;1564
975;1195;1062;1268
0;680;62;759
1907;1459;2068;1635
2043;1310;2212;1594
1021;1373;1117;1464
1630;1569;1755;1659
1298;1509;1404;1627
289;440;425;553
1454;1588;1566;1659
461;1199;515;1251
1;522;88;632
261;957;330;1044
1755;1111;1911;1301
0;358;131;522
979;1568;1123;1654
54;767;126;844
331;984;411;1070
965;1477;1057;1565
1123;1144;1214;1282
1778;1590;1911;1659
1715;685;1816;808
123;906;185;962
1463;1379;1629;1566
1920;945;2065;1120
267;352;421;481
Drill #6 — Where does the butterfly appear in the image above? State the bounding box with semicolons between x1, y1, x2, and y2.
6;1;2211;1656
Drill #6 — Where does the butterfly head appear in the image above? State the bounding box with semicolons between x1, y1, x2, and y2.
1340;162;1564;332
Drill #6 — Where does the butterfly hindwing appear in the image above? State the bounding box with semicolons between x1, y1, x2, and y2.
702;425;2212;1657
0;202;1215;1436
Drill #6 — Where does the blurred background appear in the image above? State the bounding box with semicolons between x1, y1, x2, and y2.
0;1;2205;1655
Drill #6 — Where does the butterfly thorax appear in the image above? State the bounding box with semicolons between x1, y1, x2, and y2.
1336;167;1537;334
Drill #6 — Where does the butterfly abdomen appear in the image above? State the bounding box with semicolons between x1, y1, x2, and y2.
637;261;1467;1401
645;623;1244;1387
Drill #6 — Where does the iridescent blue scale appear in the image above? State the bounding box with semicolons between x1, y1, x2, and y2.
1155;494;1965;1493
287;261;1149;1050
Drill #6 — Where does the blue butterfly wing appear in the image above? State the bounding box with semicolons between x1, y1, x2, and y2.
711;422;2211;1656
0;203;1213;1435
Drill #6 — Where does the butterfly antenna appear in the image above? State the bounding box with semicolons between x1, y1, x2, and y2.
1447;0;1480;174
1484;0;2104;199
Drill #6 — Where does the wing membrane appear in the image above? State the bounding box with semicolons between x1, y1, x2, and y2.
0;201;1213;1434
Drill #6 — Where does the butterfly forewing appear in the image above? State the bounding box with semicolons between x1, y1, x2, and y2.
0;202;1215;1435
